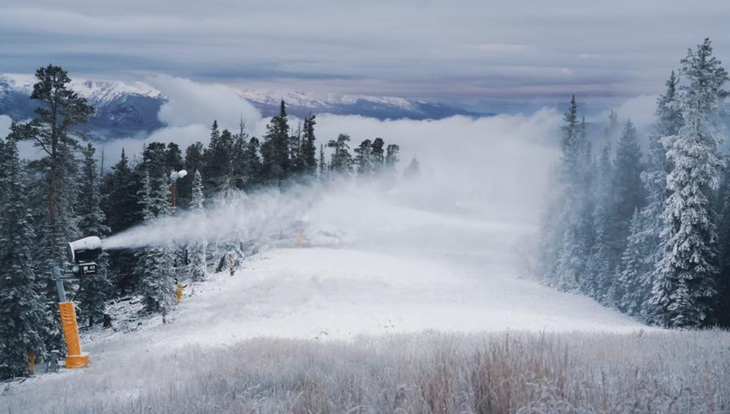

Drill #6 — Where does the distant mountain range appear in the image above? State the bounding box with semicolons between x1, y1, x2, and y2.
0;75;490;140
0;74;165;140
238;90;491;120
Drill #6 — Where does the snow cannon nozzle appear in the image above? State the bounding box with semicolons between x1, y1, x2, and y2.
66;236;103;264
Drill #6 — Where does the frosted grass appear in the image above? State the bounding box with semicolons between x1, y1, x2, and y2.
2;330;728;413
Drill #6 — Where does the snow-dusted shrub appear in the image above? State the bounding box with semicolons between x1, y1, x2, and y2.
2;330;729;413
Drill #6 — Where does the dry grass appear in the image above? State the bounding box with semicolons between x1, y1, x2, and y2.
1;329;729;413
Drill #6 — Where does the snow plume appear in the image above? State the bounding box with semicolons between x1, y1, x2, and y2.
103;107;561;252
103;186;317;250
98;74;563;252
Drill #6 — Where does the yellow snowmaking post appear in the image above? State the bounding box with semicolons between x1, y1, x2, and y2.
175;282;185;304
52;266;90;369
58;301;89;368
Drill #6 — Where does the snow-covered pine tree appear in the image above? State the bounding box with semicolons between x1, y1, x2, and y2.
606;120;645;304
650;38;728;328
612;120;645;243
189;170;208;282
586;144;613;301
136;173;176;318
618;71;682;321
554;96;589;292
617;209;654;316
0;137;48;379
75;144;112;326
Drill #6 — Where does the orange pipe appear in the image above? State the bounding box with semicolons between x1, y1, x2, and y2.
58;302;89;368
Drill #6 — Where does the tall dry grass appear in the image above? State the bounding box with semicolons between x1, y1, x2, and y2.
1;330;728;413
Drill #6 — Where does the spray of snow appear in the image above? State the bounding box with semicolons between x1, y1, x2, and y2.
103;186;318;250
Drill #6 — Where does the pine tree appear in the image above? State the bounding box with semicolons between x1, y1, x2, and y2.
290;122;302;173
243;137;262;187
180;142;205;205
612;120;644;242
318;144;328;182
371;138;385;168
204;124;236;195
554;96;589;292
13;65;93;266
10;66;92;352
189;170;208;282
75;144;112;327
101;149;142;294
328;134;354;177
231;121;248;190
618;71;682;321
0;137;49;379
301;114;318;177
586;144;614;301
605;120;645;304
651;38;728;328
718;162;730;326
136;174;176;319
261;101;291;186
354;139;374;179
617;210;654;316
385;144;401;170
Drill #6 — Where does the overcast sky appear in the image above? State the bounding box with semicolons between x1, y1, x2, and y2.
1;1;729;111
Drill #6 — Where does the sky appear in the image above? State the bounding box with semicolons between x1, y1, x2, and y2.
1;1;729;112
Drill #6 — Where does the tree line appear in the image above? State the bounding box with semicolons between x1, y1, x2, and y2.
0;65;420;379
539;38;730;329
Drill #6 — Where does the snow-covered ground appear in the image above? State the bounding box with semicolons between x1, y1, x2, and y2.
82;187;643;364
1;185;652;412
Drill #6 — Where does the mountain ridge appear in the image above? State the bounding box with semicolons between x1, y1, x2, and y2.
0;75;491;140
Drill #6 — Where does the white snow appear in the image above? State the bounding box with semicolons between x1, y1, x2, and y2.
236;88;421;112
0;74;163;105
82;187;644;364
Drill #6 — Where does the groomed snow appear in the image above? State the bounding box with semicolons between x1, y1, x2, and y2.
80;188;644;363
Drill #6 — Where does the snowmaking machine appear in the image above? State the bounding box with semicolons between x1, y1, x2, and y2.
51;236;104;369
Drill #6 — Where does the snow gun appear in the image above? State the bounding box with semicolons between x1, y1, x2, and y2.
52;236;105;369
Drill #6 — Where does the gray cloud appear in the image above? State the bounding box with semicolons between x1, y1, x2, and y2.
1;1;729;110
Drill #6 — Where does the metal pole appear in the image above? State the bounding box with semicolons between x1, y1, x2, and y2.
51;265;66;302
171;182;176;214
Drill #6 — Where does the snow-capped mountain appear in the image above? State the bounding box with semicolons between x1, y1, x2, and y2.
1;74;488;140
0;74;165;140
237;89;487;120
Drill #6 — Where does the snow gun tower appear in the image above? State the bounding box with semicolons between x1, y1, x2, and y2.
51;236;103;369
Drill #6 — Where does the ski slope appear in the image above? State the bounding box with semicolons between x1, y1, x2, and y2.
0;187;648;411
81;189;643;362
